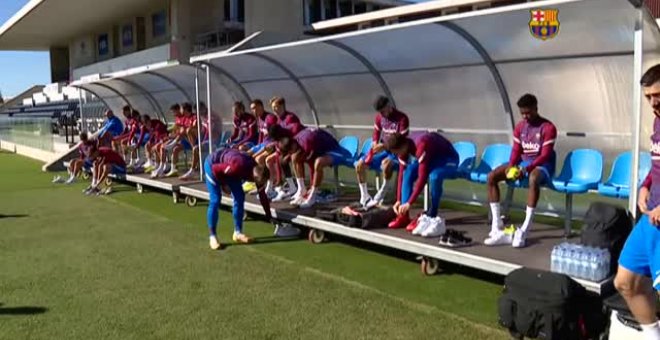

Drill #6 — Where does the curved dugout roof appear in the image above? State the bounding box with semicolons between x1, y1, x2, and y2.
190;0;660;155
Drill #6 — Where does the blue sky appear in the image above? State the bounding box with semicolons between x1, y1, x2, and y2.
0;0;50;100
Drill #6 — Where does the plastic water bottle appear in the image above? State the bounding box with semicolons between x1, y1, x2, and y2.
578;247;590;279
551;246;558;272
588;250;599;281
565;248;575;277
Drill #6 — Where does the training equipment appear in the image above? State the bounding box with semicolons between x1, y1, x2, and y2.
498;267;600;340
505;166;521;180
580;202;632;274
243;181;257;193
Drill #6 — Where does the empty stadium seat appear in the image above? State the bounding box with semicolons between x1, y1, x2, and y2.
469;144;512;183
337;135;360;166
598;151;652;198
450;141;476;179
353;139;373;167
551;149;604;236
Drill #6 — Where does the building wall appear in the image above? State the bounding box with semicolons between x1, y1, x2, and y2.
245;0;305;38
49;47;69;83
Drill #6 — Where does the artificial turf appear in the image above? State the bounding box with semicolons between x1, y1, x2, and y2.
0;152;509;339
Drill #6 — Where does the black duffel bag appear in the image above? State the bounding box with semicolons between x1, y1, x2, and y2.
580;202;633;273
498;267;598;340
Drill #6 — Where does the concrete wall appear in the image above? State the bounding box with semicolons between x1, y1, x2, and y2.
245;0;305;39
69;35;96;72
72;44;171;79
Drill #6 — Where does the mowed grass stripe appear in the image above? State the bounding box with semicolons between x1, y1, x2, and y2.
0;152;506;339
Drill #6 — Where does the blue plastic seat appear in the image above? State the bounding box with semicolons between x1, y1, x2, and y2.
598;151;652;198
469;144;512;183
552;149;603;193
337;135;360;167
451;141;476;179
353;139;373;167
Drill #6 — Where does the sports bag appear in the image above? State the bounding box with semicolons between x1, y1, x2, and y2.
580;202;633;273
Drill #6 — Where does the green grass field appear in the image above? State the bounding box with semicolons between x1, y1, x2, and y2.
0;152;512;339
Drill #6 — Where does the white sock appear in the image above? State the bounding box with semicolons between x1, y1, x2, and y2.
265;180;273;193
641;321;660;340
67;172;75;181
490;202;503;233
286;177;296;190
358;182;369;200
375;179;388;198
92;179;98;187
295;178;306;197
307;187;317;200
521;206;535;233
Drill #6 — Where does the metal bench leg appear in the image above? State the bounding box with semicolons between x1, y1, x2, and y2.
502;186;515;216
333;166;340;195
564;193;573;238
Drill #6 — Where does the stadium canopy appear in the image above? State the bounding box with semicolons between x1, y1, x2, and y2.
66;0;659;214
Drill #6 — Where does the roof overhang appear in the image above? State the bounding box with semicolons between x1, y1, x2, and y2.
0;0;167;51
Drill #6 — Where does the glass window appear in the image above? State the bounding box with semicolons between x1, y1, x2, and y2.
152;10;167;37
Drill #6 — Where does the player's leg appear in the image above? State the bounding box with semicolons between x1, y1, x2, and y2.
355;157;370;204
227;179;252;243
389;161;418;229
166;143;182;177
180;144;200;180
513;167;548;247
281;160;297;195
373;156;394;203
300;155;335;208
484;164;510;245
67;159;84;184
204;158;222;250
290;152;308;205
615;215;660;339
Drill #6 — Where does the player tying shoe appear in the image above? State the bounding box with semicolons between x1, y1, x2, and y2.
97;110;124;147
484;93;557;248
355;95;409;208
84;146;127;196
264;96;305;201
226;101;258;150
53;132;97;184
273;127;351;208
204;148;300;250
384;132;458;238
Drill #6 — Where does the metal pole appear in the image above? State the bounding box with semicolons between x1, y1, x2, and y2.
206;65;213;155
630;11;644;218
78;89;85;134
195;65;203;181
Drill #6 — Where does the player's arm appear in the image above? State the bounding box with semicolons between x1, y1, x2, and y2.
525;124;557;173
508;124;523;167
366;115;383;164
257;188;273;222
399;114;410;137
228;118;241;142
407;147;430;205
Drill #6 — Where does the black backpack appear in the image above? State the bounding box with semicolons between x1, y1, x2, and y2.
498;268;594;340
580;202;633;273
332;204;396;229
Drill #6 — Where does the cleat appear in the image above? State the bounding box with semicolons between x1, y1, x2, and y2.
372;190;385;205
85;187;99;196
406;214;422;232
82;185;93;193
388;212;410;229
272;188;293;202
421;217;446;238
412;215;432;235
512;229;527;248
299;194;317;209
232;232;253;244
265;189;278;200
484;230;513;246
209;235;221;250
52;175;64;183
165;168;178;178
360;194;373;208
289;194;306;206
274;223;301;237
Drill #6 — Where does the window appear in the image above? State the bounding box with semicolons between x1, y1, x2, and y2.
224;0;245;23
152;10;167;37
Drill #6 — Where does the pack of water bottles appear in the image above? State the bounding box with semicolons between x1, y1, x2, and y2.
551;242;611;282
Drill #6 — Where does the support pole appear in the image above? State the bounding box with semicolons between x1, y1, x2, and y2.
206;65;213;155
195;65;203;181
630;11;644;218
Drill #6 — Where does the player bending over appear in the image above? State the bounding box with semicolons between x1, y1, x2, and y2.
484;93;557;248
274;127;351;208
384;132;458;236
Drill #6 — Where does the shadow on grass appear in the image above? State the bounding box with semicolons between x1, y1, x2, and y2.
222;235;303;249
0;305;48;316
0;214;28;219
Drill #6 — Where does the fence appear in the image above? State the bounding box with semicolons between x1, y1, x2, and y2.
0;117;55;152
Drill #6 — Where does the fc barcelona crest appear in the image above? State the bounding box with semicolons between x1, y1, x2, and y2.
529;9;559;40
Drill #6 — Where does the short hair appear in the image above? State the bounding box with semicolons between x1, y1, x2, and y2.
182;102;193;112
270;96;285;107
131;109;141;117
251;99;264;107
267;124;287;141
516;94;537;108
373;96;390;112
79;131;88;141
122;105;131;112
384;133;407;151
278;137;295;153
233;101;245;111
170;103;181;111
641;64;660;87
142;114;151;121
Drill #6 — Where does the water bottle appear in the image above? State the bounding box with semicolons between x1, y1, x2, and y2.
578;247;589;279
588;251;599;281
601;248;611;281
566;248;576;277
557;243;567;274
551;246;559;272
